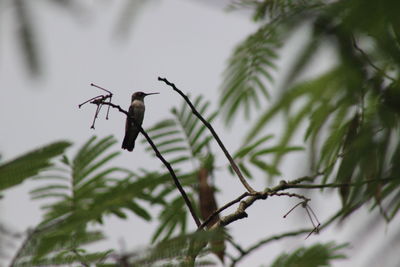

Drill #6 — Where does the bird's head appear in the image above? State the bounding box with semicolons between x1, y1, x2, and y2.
131;91;159;102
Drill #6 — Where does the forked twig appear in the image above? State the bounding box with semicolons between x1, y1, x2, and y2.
79;83;113;128
283;200;320;239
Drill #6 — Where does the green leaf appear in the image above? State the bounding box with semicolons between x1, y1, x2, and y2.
234;135;274;158
0;141;71;191
145;94;218;167
220;23;281;125
252;145;304;157
126;201;152;221
270;242;348;267
250;157;281;175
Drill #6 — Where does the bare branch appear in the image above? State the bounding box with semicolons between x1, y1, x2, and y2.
280;177;395;190
198;192;250;230
158;77;257;194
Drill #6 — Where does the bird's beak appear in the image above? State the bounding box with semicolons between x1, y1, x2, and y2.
144;92;160;96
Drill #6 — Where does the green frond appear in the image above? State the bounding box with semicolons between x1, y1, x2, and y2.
246;67;343;142
249;157;281;176
30;184;70;198
147;119;177;132
234;134;274;158
144;94;217;167
233;134;302;179
270;242;348;267
15;0;41;75
0;141;71;191
11;224;108;266
135;230;223;266
152;191;196;243
17;136;173;264
31;193;69;201
74;167;129;199
72;135;117;185
220;23;281;125
126;201;152;221
76;151;120;186
252;145;304;157
229;0;324;21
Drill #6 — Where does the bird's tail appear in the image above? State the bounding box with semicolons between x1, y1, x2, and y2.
122;134;135;151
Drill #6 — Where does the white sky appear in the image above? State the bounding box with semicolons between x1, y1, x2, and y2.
1;1;399;266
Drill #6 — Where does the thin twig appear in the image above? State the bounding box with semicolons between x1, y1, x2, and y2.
226;238;246;255
79;84;113;128
351;36;396;82
90;83;112;119
281;177;395;189
90;83;113;94
72;249;90;267
90;101;201;227
158;77;257;194
269;192;310;202
283;201;305;218
229;209;343;267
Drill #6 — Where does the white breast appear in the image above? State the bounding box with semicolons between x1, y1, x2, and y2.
131;99;145;123
132;99;145;112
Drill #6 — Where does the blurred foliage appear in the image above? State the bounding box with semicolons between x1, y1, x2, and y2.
270;242;348;267
223;0;400;222
232;134;303;178
126;229;225;266
3;136;168;266
221;24;281;124
144;95;217;168
3;0;150;76
0;141;71;191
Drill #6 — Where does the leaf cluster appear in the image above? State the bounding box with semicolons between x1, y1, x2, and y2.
222;0;400;221
270;242;348;267
6;136;169;266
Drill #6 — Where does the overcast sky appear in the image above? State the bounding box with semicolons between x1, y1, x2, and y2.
1;1;398;266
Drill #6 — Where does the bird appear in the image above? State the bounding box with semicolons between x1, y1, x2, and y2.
122;91;159;151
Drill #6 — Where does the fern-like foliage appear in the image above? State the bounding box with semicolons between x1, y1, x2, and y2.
220;24;281;125
11;135;166;266
270;242;348;267
0;141;71;191
232;134;303;179
128;229;225;266
144;95;217;166
30;136;124;222
229;0;324;21
219;0;400;264
245;62;400;218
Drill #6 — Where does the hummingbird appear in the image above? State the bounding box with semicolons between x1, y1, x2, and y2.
122;91;159;151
